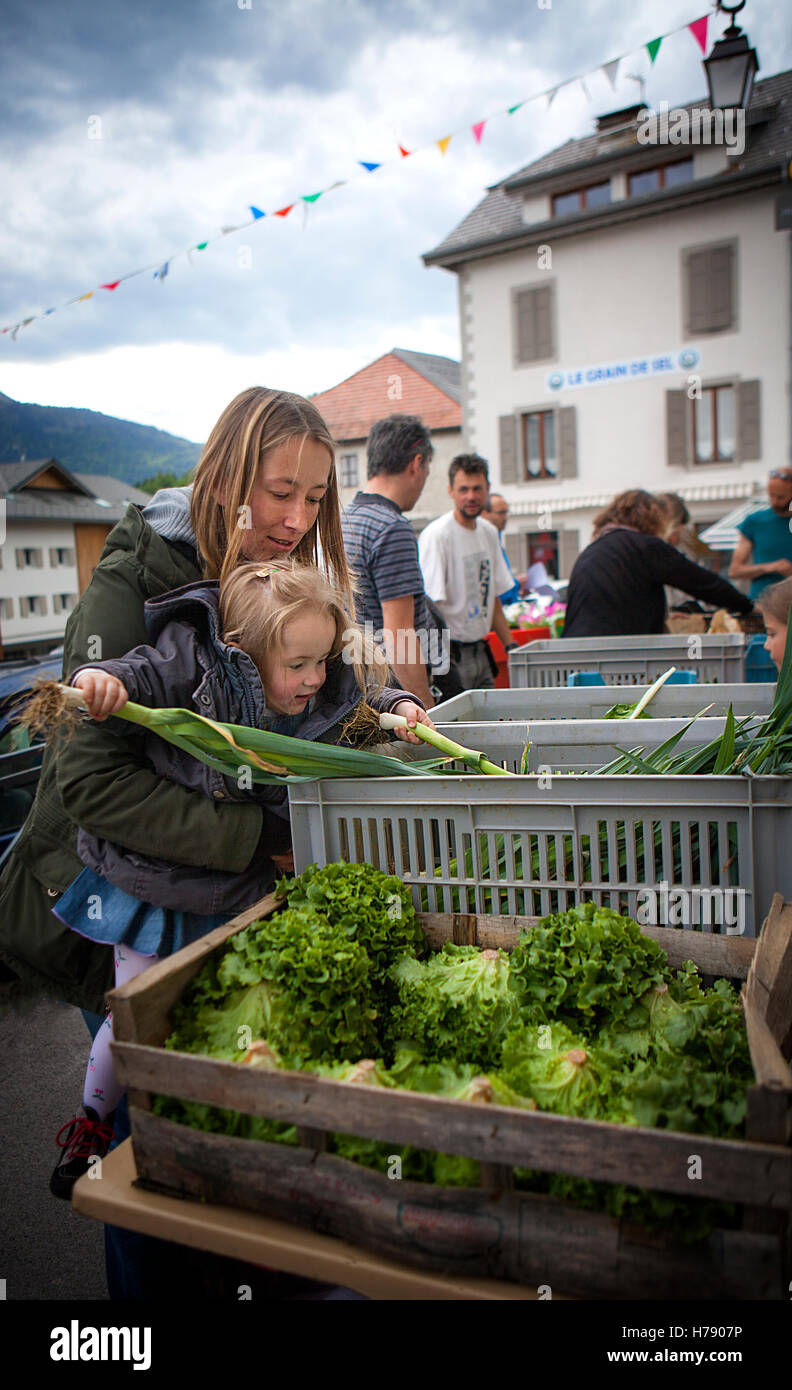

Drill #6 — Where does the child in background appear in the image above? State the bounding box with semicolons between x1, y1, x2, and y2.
50;559;433;1196
756;577;792;670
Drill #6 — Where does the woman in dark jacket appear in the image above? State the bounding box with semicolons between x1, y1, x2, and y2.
563;490;753;637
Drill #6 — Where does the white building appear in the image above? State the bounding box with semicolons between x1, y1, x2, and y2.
423;71;791;580
0;459;150;657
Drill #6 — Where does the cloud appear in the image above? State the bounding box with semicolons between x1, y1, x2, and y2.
1;0;789;438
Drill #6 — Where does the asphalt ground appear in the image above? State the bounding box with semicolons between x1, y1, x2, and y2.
0;994;108;1299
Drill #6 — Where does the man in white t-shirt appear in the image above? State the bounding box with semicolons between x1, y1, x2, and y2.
418;454;516;689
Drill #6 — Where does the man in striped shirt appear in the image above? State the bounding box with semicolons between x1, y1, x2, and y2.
341;415;436;709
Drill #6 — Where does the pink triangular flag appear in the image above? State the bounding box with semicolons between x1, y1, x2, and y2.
471;120;485;144
689;16;708;54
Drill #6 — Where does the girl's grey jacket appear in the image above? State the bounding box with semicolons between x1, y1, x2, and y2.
69;580;418;915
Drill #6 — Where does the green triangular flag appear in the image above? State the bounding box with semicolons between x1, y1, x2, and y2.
647;37;662;64
302;192;322;203
508;102;524;115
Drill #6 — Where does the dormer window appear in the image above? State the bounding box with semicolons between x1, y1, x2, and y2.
552;181;611;217
628;160;694;196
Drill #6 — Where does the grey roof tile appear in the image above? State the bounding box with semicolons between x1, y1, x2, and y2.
391;348;461;401
425;69;792;262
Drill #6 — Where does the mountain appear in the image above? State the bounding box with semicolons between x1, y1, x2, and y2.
0;390;202;484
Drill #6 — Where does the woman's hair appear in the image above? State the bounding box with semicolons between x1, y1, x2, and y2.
593;489;668;538
190;387;351;605
219;560;389;698
656;492;690;527
757;577;792;626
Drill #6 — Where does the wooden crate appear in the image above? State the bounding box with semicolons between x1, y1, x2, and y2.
110;894;792;1300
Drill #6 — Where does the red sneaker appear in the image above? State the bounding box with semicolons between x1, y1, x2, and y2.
50;1107;114;1199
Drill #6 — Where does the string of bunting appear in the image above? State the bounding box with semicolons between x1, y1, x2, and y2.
2;13;713;340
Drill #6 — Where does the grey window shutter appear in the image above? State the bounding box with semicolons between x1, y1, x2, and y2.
503;533;524;572
558;530;580;578
499;414;518;483
737;379;761;462
39;595;47;614
534;284;555;359
557;407;577;478
49;547;57;567
515;289;536;363
35;549;43;568
15;548;23;569
709;245;735;331
686;249;712;334
666;389;689;467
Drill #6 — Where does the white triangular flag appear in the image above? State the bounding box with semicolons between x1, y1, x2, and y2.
602;59;620;90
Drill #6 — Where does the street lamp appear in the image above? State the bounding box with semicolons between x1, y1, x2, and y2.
704;0;760;111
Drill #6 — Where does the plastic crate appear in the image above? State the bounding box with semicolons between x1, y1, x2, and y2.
288;772;792;937
420;716;735;774
432;683;775;722
508;634;745;687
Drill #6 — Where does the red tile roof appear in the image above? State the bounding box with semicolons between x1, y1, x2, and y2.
311;350;461;441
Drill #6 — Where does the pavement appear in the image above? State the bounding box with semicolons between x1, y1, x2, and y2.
0;994;108;1300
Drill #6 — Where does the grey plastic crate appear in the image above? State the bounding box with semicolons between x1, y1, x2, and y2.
288;773;792;937
508;634;745;687
419;717;735;774
432;683;773;722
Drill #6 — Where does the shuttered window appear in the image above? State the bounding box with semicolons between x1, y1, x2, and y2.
683;242;736;335
667;379;760;467
513;283;556;364
500;405;577;483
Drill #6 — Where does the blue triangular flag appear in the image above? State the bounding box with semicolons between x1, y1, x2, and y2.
249;205;266;219
359;161;381;172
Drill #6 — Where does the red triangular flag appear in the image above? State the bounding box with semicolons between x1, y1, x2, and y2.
100;281;121;291
274;204;294;217
689;16;708;54
471;120;485;144
398;144;411;158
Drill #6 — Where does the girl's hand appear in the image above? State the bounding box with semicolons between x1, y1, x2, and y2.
72;669;129;721
391;701;437;745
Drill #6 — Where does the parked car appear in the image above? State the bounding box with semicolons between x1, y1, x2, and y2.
0;654;63;862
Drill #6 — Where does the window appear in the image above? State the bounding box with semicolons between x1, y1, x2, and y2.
551;181;611;216
339;453;358;488
19;595;47;617
692;385;735;464
521;411;557;480
513;283;556;365
49;547;75;567
628;160;694;196
52;593;77;615
15;547;43;569
683;241;736;335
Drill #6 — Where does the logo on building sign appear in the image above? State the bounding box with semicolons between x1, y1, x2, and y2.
546;349;699;392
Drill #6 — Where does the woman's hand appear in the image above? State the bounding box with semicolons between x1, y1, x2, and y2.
391;701;437;745
72;669;129;721
271;849;295;874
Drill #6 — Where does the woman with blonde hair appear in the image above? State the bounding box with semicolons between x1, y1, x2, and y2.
563;488;752;637
0;387;351;1013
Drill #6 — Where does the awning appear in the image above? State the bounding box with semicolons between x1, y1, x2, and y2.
699;498;767;550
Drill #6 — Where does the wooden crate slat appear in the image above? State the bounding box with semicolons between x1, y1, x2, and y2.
745;894;792;1057
112;1042;792;1208
130;1108;786;1301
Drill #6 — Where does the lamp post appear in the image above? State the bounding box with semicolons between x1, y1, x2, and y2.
703;0;759;111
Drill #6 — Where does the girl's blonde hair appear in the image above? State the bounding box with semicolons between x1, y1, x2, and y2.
219;560;390;698
757;577;792;626
191;387;352;606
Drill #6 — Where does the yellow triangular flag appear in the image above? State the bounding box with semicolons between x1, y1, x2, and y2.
437;136;452;156
77;292;93;302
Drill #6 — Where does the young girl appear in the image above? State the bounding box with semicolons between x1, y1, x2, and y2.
49;559;433;1196
757;577;792;669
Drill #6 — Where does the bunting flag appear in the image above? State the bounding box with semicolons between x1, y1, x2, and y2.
1;13;715;340
602;59;620;90
689;16;708;54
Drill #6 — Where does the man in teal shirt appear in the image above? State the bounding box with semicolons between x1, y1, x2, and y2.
730;469;792;599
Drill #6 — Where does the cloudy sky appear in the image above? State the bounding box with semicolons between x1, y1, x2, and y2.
1;0;787;443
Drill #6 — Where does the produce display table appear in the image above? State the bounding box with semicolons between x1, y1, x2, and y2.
73;1141;571;1301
